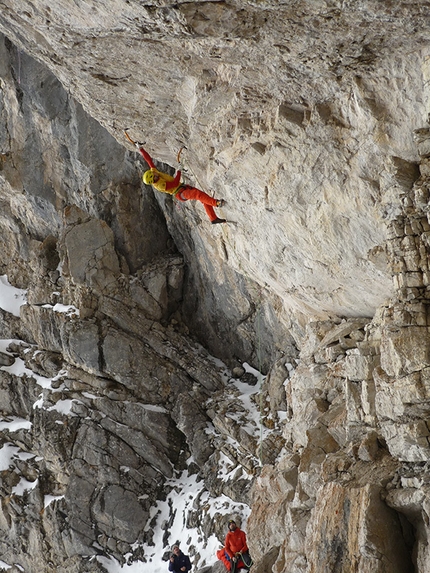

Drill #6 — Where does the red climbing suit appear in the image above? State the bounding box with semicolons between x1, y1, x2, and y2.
137;146;220;222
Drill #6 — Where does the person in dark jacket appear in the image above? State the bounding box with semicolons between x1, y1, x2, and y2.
168;544;192;573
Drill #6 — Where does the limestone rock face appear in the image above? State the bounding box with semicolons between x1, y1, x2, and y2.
1;2;430;573
247;137;430;573
3;0;430;335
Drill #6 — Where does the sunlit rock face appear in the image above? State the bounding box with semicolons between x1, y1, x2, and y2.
2;2;430;573
2;0;430;333
247;133;430;573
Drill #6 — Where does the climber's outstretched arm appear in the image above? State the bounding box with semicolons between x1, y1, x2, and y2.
136;144;156;170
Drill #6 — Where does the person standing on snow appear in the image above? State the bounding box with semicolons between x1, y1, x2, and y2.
168;544;192;573
136;142;226;225
224;520;252;571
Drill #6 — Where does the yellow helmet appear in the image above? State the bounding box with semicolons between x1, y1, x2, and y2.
143;170;155;185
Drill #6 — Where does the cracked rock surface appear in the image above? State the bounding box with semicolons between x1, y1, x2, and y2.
2;2;430;572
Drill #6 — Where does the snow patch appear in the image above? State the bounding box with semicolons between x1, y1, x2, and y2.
12;477;38;496
44;495;65;509
42;303;80;317
0;417;32;432
0;275;27;317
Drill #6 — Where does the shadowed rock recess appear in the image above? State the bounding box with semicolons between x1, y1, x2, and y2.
2;1;430;572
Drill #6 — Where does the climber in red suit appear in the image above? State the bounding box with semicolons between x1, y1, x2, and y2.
136;143;226;224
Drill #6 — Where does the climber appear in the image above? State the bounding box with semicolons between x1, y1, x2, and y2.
136;141;226;224
168;544;192;573
224;520;252;572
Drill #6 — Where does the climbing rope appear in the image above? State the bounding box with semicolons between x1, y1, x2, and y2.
177;146;213;197
238;551;254;569
177;148;268;463
256;300;264;467
16;47;21;85
220;218;266;464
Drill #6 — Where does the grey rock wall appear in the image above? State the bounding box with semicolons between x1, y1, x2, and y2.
0;28;290;573
3;0;430;335
248;136;430;572
1;2;430;573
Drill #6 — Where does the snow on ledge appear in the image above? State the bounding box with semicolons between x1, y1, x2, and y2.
0;275;27;317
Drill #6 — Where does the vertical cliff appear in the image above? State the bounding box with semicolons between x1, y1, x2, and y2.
1;1;430;572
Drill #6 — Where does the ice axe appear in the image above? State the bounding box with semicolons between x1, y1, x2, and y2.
124;128;137;146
